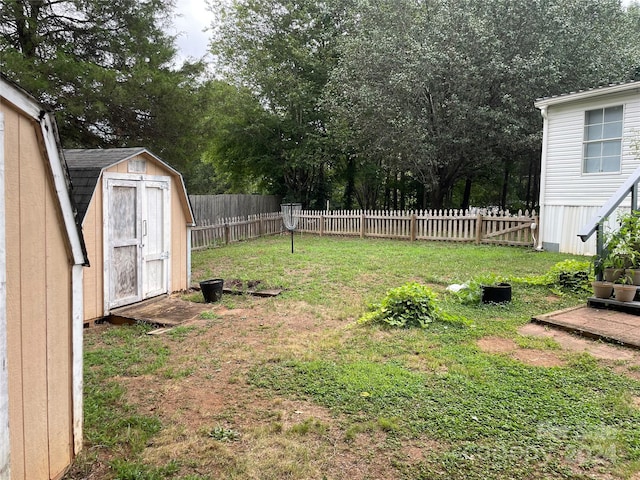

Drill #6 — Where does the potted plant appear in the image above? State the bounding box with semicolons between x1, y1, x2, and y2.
613;275;638;302
602;255;624;283
611;243;640;285
626;267;640;286
591;279;613;299
597;211;640;282
594;235;624;282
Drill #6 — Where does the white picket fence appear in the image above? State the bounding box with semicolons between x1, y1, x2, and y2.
191;209;538;250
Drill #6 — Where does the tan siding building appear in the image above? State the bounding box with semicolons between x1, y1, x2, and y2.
64;148;194;321
1;78;87;479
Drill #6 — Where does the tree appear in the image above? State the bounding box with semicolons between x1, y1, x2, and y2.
208;0;354;207
200;81;284;194
326;0;640;209
0;0;212;179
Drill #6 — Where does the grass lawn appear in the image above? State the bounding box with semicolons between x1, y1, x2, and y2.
66;235;640;480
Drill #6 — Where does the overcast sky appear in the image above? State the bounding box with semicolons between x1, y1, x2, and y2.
171;0;216;62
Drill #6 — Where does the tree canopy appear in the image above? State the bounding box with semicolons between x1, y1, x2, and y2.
207;0;354;206
3;0;640;206
0;0;216;190
206;0;640;209
325;0;640;209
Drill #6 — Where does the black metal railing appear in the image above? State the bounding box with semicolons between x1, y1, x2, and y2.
578;165;640;277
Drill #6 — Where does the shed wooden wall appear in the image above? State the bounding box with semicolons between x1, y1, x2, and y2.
541;90;640;254
2;101;74;479
82;154;190;321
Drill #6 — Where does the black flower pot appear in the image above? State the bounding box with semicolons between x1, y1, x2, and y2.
481;283;512;304
200;279;224;303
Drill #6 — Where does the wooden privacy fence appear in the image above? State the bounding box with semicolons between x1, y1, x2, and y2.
190;209;538;250
189;194;281;225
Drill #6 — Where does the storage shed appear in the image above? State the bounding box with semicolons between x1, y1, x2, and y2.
1;77;87;479
534;81;640;255
64;148;195;321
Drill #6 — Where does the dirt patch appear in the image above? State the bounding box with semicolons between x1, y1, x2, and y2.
401;439;441;465
476;323;640;372
226;278;263;290
518;323;640;377
519;323;638;361
477;336;518;354
477;335;565;367
76;298;406;480
511;349;565;367
74;298;640;479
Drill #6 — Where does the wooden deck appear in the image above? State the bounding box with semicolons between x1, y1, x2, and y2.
532;304;640;349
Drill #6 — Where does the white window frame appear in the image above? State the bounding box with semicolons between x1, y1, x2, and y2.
583;105;623;174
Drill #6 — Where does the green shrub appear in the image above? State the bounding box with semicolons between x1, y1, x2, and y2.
516;259;591;295
453;260;591;304
359;282;453;328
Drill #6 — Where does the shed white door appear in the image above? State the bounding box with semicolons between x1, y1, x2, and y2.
105;176;170;310
142;181;170;298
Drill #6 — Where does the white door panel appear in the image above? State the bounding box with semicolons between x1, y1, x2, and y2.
106;179;142;308
142;181;170;298
104;174;170;310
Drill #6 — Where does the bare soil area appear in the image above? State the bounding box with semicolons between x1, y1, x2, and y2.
477;324;640;376
74;297;417;479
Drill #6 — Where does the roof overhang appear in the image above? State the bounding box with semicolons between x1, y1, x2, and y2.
1;77;89;266
534;81;640;109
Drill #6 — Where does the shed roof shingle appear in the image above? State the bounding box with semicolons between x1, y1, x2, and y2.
64;148;147;221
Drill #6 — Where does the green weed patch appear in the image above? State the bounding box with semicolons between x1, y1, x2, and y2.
249;349;640;476
359;282;468;329
82;323;168;455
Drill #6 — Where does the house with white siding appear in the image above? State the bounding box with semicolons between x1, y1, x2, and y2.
534;81;640;255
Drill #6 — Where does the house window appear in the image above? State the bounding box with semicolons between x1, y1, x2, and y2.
583;105;623;173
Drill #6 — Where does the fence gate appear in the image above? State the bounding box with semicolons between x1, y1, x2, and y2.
480;213;536;246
